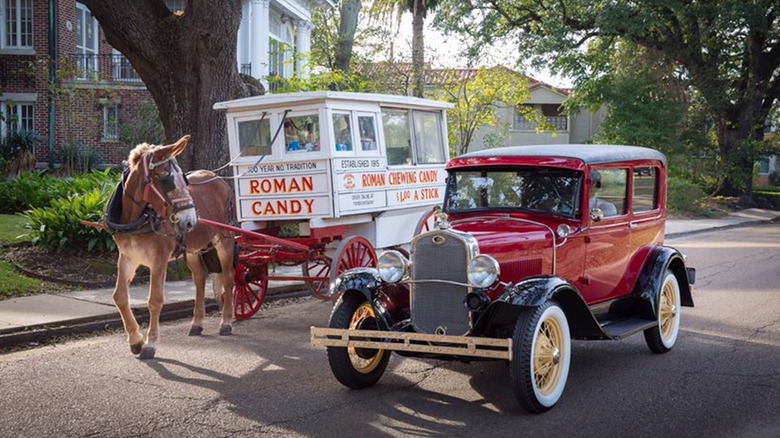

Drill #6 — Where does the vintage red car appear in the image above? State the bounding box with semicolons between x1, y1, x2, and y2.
311;145;696;413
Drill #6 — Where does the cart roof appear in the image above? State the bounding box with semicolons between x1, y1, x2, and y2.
454;144;667;166
213;91;454;112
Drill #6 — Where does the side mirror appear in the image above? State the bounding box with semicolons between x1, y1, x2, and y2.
589;208;604;222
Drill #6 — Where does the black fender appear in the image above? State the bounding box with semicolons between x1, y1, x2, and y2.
331;268;396;331
631;246;694;320
471;276;609;340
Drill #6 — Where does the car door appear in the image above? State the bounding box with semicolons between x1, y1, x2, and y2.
581;167;631;304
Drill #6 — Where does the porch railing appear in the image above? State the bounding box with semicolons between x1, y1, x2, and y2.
69;53;143;83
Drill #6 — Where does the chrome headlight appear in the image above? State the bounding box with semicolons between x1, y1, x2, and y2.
467;255;500;288
378;250;408;283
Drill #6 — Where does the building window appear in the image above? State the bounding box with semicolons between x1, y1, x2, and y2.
1;0;33;50
76;3;98;79
103;105;119;142
268;12;294;80
514;104;568;131
756;158;770;175
1;100;34;139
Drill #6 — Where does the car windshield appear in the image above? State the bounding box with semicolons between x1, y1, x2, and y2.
444;167;583;218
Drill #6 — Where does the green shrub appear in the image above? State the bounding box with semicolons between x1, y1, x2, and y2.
23;183;116;252
0;169;118;214
667;176;708;216
754;190;780;210
769;171;780;186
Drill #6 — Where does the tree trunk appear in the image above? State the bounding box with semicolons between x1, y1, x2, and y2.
334;0;361;73
80;0;258;172
411;0;426;98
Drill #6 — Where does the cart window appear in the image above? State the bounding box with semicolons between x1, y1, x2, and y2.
238;118;272;156
590;169;628;217
358;115;378;151
633;167;658;212
284;115;320;153
413;110;445;164
382;109;412;165
332;113;353;151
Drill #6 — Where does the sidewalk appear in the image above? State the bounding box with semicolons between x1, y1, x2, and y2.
1;208;778;348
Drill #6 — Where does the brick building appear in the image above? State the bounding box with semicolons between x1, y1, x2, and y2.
0;0;333;168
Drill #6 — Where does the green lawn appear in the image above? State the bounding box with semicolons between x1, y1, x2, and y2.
0;260;60;300
0;214;31;246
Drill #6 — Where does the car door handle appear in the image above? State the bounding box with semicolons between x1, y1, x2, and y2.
629;222;638;229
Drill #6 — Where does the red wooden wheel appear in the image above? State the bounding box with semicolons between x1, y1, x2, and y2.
329;236;378;286
414;208;437;235
232;262;268;320
302;253;333;301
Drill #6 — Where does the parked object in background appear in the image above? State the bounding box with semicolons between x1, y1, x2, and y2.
312;144;696;413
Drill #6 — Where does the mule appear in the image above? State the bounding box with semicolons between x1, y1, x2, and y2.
110;135;235;359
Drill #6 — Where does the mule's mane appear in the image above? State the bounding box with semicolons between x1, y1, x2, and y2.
128;143;159;168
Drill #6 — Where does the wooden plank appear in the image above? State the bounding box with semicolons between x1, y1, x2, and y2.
311;327;512;360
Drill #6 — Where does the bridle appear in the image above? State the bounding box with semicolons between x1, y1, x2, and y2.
135;152;195;224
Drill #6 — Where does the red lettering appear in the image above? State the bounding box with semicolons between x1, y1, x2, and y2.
274;179;287;193
260;179;272;194
277;200;288;215
263;202;276;215
249;180;260;194
302;176;313;192
252;201;263;215
303;199;315;214
290;200;302;214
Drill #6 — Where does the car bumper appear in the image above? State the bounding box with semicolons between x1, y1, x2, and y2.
310;327;512;360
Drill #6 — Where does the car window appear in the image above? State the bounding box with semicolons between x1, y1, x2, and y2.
633;167;658;212
589;169;627;217
445;167;582;218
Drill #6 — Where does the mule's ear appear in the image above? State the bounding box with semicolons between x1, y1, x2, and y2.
171;135;191;156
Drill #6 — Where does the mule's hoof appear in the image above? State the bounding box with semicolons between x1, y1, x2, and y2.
130;342;144;355
188;326;203;336
219;324;232;336
138;345;156;360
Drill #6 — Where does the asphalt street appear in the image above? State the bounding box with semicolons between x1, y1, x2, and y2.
0;224;778;438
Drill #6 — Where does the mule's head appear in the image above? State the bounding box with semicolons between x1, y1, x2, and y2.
128;135;197;234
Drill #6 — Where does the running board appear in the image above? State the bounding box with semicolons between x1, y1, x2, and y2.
601;318;657;340
311;327;512;360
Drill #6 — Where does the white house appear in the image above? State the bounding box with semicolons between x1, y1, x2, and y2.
234;0;335;89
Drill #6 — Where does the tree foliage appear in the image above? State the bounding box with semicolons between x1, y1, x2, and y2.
435;0;780;197
430;68;531;155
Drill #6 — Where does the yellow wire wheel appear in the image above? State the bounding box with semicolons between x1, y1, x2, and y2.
511;301;571;413
326;293;391;389
644;270;681;353
533;316;565;397
347;302;386;374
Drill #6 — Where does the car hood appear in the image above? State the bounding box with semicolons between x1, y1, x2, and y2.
450;216;554;256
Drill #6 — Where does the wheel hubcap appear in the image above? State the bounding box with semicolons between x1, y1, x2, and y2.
660;282;678;340
348;302;384;374
534;317;564;397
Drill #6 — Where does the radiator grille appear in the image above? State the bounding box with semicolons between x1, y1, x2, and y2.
411;231;470;335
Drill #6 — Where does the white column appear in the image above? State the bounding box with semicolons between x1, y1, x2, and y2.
237;0;250;70
250;0;270;82
296;20;314;79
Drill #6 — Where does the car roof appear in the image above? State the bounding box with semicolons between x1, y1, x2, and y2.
456;144;667;166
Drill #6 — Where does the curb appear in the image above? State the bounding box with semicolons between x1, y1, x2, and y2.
0;288;310;349
666;217;779;239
